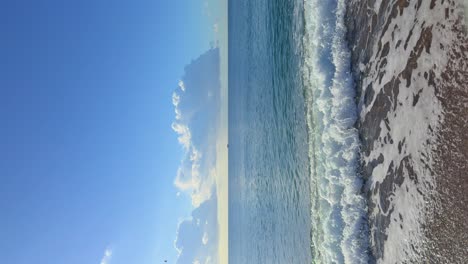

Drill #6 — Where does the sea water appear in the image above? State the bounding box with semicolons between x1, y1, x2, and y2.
302;0;369;263
228;0;369;263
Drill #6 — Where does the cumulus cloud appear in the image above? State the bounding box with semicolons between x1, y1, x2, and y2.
172;48;221;263
100;247;112;264
171;48;220;207
174;197;218;264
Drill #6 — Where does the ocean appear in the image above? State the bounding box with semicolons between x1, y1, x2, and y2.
228;0;369;263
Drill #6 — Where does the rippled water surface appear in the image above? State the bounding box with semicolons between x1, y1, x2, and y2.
228;0;312;263
228;0;368;263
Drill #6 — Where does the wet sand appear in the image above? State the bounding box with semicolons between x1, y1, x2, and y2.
345;0;468;262
424;11;468;262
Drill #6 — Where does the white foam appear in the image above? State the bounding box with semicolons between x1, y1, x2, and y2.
302;0;369;263
350;0;463;262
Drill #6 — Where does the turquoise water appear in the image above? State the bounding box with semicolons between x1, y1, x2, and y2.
228;0;369;263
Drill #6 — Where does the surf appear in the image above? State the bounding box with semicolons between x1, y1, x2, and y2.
301;0;370;263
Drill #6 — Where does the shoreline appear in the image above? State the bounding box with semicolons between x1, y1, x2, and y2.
424;9;468;261
346;0;468;262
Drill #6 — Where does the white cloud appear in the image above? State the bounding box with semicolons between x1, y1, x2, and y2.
171;122;191;150
175;108;182;120
174;198;218;264
171;48;220;207
202;232;209;245
172;92;180;106
178;80;186;92
100;247;112;264
174;167;194;191
172;48;222;264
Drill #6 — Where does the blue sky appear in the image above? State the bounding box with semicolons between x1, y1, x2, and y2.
0;1;225;263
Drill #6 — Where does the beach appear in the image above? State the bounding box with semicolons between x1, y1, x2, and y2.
346;0;468;262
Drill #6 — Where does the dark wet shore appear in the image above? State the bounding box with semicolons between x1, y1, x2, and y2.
345;0;468;262
423;11;468;261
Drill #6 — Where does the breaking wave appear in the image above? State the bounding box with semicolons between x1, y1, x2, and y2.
301;0;369;263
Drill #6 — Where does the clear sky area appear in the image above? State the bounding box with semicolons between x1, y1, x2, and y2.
0;1;226;263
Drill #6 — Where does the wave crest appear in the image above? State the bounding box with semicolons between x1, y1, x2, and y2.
302;0;370;263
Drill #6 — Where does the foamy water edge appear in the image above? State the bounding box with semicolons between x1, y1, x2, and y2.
302;0;369;263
